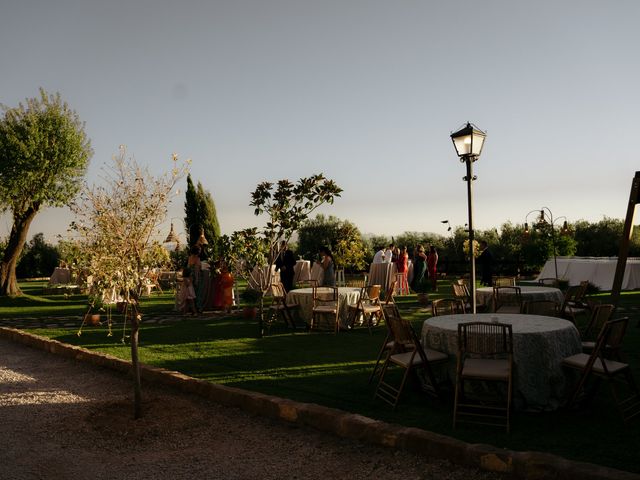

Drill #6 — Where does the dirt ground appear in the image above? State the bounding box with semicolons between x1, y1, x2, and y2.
0;337;506;480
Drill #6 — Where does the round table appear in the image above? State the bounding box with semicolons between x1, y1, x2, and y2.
421;313;581;411
286;287;361;328
476;286;564;309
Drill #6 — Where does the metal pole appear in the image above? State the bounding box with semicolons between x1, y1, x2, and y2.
546;209;559;279
465;157;477;313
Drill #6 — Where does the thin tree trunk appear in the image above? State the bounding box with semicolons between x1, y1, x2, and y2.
0;207;39;296
130;303;143;419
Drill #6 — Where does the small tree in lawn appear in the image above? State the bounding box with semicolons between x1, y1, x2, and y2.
220;175;342;336
70;146;188;418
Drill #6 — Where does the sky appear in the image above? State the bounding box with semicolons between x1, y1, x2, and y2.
1;0;639;244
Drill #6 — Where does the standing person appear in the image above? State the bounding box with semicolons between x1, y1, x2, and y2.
372;246;385;264
427;245;439;292
478;240;494;286
187;245;204;312
383;243;394;263
179;267;198;316
410;245;428;293
317;246;335;287
275;241;297;292
396;246;409;294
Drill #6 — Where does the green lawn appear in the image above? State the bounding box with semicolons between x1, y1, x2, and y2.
4;279;640;473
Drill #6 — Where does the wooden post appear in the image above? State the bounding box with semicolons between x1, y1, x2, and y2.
610;171;640;307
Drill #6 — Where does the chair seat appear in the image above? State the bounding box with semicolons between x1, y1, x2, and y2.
461;358;511;380
390;348;447;368
563;353;628;375
313;305;338;313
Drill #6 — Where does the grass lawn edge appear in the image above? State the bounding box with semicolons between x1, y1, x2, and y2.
2;326;638;480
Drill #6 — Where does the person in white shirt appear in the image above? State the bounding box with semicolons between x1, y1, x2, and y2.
372;248;385;264
383;244;394;263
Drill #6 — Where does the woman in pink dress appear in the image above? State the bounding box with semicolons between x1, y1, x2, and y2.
395;246;409;295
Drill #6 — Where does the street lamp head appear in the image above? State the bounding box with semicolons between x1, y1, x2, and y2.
450;122;486;159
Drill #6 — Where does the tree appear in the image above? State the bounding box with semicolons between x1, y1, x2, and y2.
15;233;59;279
297;215;368;271
70;146;188;418
183;174;221;256
220;174;342;336
196;181;221;256
0;89;92;295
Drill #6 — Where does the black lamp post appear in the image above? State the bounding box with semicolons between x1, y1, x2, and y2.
523;207;567;280
451;122;486;314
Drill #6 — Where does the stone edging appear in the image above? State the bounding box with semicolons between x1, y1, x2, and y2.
1;327;637;480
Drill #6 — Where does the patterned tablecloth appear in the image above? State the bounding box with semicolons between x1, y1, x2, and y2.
421;313;581;411
286;287;361;328
476;286;564;309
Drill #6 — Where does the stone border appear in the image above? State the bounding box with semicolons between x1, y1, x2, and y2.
1;327;637;480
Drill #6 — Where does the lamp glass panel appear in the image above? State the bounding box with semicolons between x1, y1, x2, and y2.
453;134;472;156
471;133;485;156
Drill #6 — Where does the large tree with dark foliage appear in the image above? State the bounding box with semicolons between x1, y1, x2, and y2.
0;89;92;295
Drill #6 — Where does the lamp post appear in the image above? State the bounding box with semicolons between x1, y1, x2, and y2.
451;122;486;314
523;207;568;279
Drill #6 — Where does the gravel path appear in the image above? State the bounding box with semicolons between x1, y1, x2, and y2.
0;338;505;480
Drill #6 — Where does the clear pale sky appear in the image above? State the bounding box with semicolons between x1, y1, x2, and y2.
1;0;639;244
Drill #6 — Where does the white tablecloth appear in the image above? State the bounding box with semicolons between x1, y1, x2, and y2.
367;262;396;291
286;287;361;327
293;260;311;284
476;286;564;308
49;267;71;285
248;265;280;290
537;256;640;290
421;313;581;411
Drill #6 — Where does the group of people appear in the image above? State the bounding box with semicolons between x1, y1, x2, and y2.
372;243;438;293
179;245;235;316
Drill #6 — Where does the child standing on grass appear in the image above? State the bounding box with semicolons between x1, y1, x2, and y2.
180;267;198;316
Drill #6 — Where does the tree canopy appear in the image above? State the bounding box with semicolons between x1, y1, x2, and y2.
0;88;92;295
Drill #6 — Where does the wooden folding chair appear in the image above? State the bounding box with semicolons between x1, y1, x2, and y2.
347;284;383;332
369;303;409;384
310;285;340;334
580;303;614;354
562;317;640;423
452;283;472;311
560;281;591;323
374;312;448;409
492;286;522;313
522;299;560;316
493;276;516;287
431;298;466;316
267;283;301;331
453;321;514;432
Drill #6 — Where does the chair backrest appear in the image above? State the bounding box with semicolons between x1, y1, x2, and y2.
455;278;468;286
384;309;419;352
365;284;382;302
493;286;522;310
458;321;513;356
312;285;338;304
494;276;516;287
431;298;465;316
270;282;287;299
452;283;470;300
587;317;629;368
582;303;615;340
382;302;401;323
522;299;560;316
538;277;560;287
